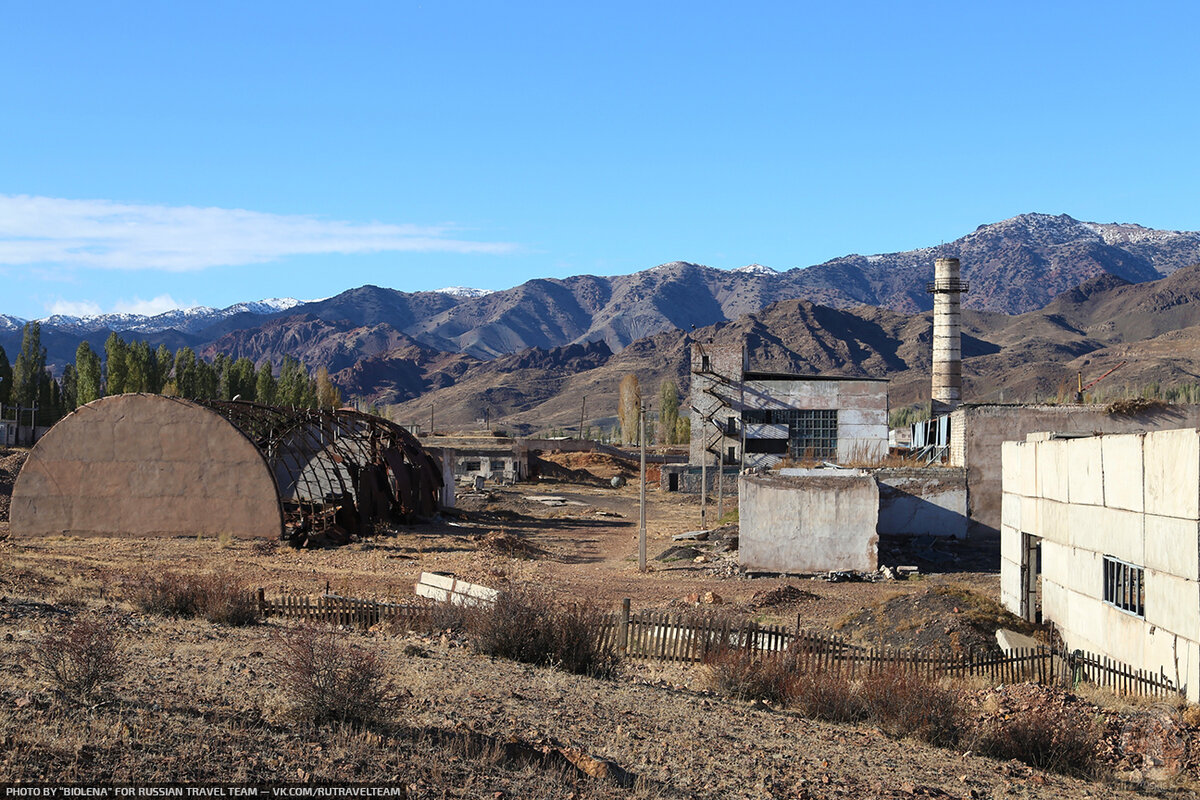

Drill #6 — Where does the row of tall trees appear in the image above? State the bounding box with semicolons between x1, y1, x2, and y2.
617;375;690;445
1;325;343;427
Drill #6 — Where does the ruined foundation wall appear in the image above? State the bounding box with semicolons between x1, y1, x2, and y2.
11;394;282;538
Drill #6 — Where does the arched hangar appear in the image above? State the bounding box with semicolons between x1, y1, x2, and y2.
10;394;442;540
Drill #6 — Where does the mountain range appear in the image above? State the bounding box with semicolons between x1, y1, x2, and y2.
3;212;1200;432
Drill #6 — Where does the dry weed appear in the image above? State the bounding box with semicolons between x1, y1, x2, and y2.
30;614;123;705
273;624;395;726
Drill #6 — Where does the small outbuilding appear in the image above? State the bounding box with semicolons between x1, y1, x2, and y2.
11;394;443;540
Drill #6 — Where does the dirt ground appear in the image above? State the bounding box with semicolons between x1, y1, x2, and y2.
1;450;1179;796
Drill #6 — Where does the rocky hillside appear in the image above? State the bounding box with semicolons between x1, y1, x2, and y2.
8;213;1200;370
383;262;1200;434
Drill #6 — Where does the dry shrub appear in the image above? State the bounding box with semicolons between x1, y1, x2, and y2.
131;570;260;626
31;614;124;704
858;667;962;745
789;670;867;723
703;648;794;705
469;590;619;678
971;704;1102;777
274;624;394;726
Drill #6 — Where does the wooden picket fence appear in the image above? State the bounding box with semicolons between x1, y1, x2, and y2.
257;589;438;630
255;589;1182;699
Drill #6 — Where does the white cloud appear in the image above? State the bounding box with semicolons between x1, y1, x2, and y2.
46;298;103;317
112;295;192;316
0;194;517;272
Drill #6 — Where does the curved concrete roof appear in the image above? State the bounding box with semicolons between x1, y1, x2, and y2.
10;393;282;538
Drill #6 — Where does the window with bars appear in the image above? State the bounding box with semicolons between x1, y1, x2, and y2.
741;408;839;459
1103;556;1145;617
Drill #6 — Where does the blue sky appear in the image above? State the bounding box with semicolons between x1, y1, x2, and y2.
2;1;1198;319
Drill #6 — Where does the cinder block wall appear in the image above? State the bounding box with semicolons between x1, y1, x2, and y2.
1001;430;1200;699
10;394;283;538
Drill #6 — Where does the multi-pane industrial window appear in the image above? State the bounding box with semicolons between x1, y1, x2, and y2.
741;408;838;460
1103;556;1145;617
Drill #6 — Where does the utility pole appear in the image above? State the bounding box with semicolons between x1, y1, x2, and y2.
429;404;434;437
716;448;724;522
579;396;587;440
700;449;707;530
638;401;647;572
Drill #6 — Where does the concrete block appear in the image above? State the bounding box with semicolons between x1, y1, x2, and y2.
1001;490;1021;531
1102;434;1144;513
1146;569;1200;640
1018;441;1039;498
1144;429;1200;520
1041;580;1069;631
1068;503;1144;565
1000;524;1023;565
1144;514;1200;580
1036;439;1070;502
1067;436;1105;506
1037;498;1070;546
1020;496;1042;538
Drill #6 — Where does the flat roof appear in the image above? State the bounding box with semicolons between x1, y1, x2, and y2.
742;371;889;383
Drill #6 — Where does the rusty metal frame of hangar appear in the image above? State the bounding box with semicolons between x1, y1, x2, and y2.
197;400;443;536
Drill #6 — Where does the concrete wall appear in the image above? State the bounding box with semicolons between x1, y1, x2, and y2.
659;464;740;494
952;403;1200;536
10;394;282;538
1001;429;1200;700
739;473;878;573
689;342;748;465
876;467;968;538
741;377;888;465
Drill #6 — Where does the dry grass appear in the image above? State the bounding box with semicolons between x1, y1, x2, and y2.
272;624;395;726
970;703;1104;778
130;569;261;626
30;613;124;705
468;589;619;679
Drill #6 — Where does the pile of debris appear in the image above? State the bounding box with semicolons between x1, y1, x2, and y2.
474;530;546;558
750;584;818;609
655;523;740;571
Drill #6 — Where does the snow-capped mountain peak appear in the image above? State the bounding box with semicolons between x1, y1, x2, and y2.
435;286;493;298
732;264;778;276
29;297;307;336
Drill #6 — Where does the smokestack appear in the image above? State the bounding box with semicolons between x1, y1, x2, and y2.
927;257;968;413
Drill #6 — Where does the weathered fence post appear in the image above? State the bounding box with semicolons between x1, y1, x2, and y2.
619;598;631;654
257;587;266;616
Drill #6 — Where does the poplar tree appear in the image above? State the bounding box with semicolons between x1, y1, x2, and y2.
61;364;78;411
0;344;11;407
11;322;47;408
315;366;342;409
618;374;641;445
659;379;680;445
104;332;129;395
255;362;277;406
75;342;103;406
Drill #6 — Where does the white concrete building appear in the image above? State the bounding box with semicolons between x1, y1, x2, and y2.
1001;429;1200;699
689;341;888;469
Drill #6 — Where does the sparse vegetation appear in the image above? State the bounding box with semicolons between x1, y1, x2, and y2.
131;569;260;626
31;613;124;705
468;589;619;678
273;624;395;726
971;703;1103;778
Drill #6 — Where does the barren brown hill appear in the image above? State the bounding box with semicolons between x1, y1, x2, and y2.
386;263;1200;433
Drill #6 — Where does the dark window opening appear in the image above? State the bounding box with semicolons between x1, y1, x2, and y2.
745;438;788;454
1103;556;1145;617
463;460;482;472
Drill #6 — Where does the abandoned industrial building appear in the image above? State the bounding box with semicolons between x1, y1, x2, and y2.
9;393;446;541
1001;428;1200;700
687;340;889;470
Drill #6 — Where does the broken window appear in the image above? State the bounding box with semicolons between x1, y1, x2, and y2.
1103;556;1145;617
779;409;838;460
464;460;482;472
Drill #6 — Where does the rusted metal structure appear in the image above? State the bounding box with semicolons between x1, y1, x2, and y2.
196;400;443;541
10;394;442;544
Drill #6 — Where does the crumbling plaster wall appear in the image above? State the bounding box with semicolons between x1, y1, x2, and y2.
1001;430;1200;700
951;403;1200;536
739;473;878;573
11;394;282;538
